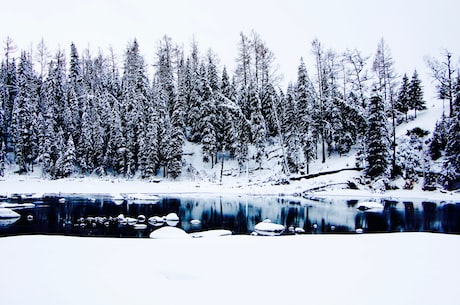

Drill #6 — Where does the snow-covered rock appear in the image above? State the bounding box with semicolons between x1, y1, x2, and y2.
149;226;190;239
254;220;285;236
126;193;160;204
148;216;164;226
0;208;20;219
189;229;232;238
357;201;384;211
0;202;35;209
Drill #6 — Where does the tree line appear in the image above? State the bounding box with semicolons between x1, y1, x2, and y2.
0;33;458;189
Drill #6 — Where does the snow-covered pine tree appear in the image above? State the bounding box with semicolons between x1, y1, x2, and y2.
199;63;218;167
396;73;410;121
156;82;172;178
365;88;390;180
295;58;316;173
216;66;236;156
106;97;127;175
120;39;149;177
248;79;267;169
167;55;186;179
52;126;66;178
56;135;76;178
184;43;202;142
39;104;56;178
77;99;94;174
13;51;39;173
284;84;302;173
0;140;4;176
67;43;84;141
428;115;448;160
372;38;398;177
441;93;460;190
408;70;425;118
2;58;18;154
169;98;185;178
46;50;67;132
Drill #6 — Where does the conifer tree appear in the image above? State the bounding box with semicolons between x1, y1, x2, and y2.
284;84;302;173
13;51;39;173
408;70;425;118
199;63;218;166
217;67;237;156
56;135;76;178
248;80;266;169
295;58;316;173
396;74;410;120
365;89;390;179
429;115;448;160
441;94;460;190
120;39;149;176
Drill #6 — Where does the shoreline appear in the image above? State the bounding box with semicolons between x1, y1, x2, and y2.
1;174;459;202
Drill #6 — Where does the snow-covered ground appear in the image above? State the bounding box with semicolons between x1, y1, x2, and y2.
1;233;459;305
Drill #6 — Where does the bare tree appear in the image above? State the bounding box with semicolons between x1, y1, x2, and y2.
35;38;51;80
425;49;456;117
343;48;370;108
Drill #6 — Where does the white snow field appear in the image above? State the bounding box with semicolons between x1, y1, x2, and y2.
0;233;459;305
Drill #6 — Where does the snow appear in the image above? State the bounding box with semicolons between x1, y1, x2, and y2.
356;201;385;211
254;220;285;236
149;226;190;239
0;208;20;218
0;233;459;305
189;229;232;238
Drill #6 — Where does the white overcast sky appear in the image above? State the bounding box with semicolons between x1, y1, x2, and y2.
1;0;459;98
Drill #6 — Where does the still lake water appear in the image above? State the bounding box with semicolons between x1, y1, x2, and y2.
1;194;460;237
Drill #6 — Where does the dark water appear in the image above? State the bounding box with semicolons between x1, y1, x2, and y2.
1;194;460;237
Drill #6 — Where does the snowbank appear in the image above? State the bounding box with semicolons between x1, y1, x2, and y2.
0;233;459;305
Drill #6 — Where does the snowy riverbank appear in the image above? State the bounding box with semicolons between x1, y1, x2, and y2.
1;233;459;305
1;170;459;202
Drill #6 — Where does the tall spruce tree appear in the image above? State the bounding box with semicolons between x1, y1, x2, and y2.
120;39;149;176
13;51;39;173
396;74;410;120
365;88;390;179
408;70;425;118
441;94;460;190
295;58;316;173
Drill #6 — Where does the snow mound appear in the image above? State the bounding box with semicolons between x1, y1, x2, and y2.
357;201;384;211
149;227;190;239
0;208;21;219
189;229;232;238
254;220;285;236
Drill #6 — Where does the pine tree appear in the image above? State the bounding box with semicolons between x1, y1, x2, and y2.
120;39;149;176
365;89;390;180
295;58;316;173
248;80;266;169
217;67;237;156
284;84;302;173
13;51;39;173
199;63;218;166
396;74;410;121
372;38;398;177
428;116;447;160
56;135;76;178
441;94;460;190
408;70;425;118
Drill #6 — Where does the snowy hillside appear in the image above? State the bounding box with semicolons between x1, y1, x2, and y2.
1;100;459;203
